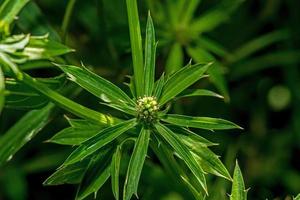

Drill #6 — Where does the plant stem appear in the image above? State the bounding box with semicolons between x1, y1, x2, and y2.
61;0;77;43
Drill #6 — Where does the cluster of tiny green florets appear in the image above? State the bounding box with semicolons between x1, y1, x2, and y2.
136;96;159;124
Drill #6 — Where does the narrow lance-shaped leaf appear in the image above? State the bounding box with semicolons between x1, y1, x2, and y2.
155;123;208;194
111;145;122;200
151;139;205;200
0;103;53;165
63;119;137;166
187;46;229;101
0;0;30;35
190;0;243;34
48;117;105;145
5;75;66;110
23;35;74;60
197;36;230;58
124;128;151;200
153;73;164;99
58;65;134;107
294;194;300;200
22;73;116;125
126;0;144;97
162;114;242;131
192;147;232;181
48;127;102;146
67;117;104;129
230;50;300;79
159;62;212;105
229;29;290;63
0;66;4;113
76;151;112;200
144;12;156;96
230;161;248;200
181;0;201;24
175;89;224;100
43;158;91;186
169;126;217;147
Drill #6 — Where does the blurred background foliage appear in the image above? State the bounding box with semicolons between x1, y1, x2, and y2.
0;0;300;199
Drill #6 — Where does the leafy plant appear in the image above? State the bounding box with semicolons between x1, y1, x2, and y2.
147;0;244;101
230;161;248;200
37;1;244;199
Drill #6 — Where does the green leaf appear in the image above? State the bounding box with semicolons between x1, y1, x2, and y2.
170;126;217;147
230;161;247;200
48;117;105;145
196;36;230;58
124;128;151;200
111;145;122;200
294;194;300;200
63;119;137;166
4;75;65;110
187;46;229;101
66;117;104;129
180;0;201;24
165;43;183;75
23;35;74;60
155;123;208;194
126;0;144;97
58;65;135;107
0;0;30;35
48;127;102;146
231;51;300;79
192;147;232;181
160;62;211;105
190;0;243;34
153;73;165;99
162;114;242;131
0;66;4;114
0;103;53;165
76;151;112;200
175;89;224;100
43;158;90;185
0;34;29;53
151;138;205;200
190;9;228;33
22;73;116;125
144;12;156;96
17;2;61;40
229;29;290;63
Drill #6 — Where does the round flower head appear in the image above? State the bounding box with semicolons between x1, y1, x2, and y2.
136;96;159;125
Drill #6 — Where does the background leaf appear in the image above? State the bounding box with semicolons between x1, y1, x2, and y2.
124;128;150;200
0;66;4;113
0;103;53;165
0;0;30;35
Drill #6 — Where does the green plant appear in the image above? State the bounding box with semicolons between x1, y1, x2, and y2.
147;0;244;101
41;1;244;199
0;0;246;199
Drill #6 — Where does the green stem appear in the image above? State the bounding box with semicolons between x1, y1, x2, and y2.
21;73;117;125
61;0;77;43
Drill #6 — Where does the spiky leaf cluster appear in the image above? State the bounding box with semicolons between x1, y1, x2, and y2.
44;2;242;200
